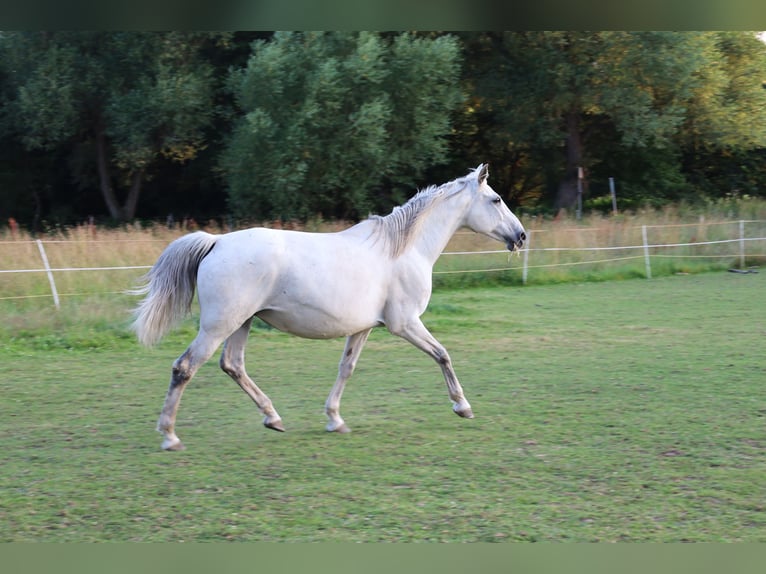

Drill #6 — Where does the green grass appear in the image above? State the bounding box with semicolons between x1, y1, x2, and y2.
1;272;765;541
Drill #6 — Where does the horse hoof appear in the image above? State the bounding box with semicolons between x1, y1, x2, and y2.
264;419;285;432
162;439;186;451
326;421;351;433
454;407;474;419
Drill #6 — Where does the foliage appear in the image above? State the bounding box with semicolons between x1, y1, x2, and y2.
1;32;766;227
454;31;766;212
678;32;766;198
0;32;225;221
220;31;463;220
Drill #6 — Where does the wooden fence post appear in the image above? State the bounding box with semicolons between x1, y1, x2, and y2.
642;225;652;279
522;232;530;285
36;239;60;310
739;220;746;270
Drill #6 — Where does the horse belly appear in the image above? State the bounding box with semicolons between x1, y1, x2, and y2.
256;288;384;339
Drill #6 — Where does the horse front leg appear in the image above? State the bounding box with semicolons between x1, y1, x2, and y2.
389;319;473;419
325;328;373;433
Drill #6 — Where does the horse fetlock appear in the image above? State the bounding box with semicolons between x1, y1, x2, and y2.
156;414;173;433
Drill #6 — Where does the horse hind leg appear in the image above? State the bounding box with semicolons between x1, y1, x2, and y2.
219;317;284;432
157;330;223;451
325;328;372;433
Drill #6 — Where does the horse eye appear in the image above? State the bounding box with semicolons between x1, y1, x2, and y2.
491;197;501;204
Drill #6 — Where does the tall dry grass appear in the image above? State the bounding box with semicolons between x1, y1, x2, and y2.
437;203;766;286
2;202;766;324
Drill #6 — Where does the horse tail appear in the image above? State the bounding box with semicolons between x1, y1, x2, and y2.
130;231;218;347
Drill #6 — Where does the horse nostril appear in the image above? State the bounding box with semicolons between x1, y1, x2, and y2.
519;232;527;244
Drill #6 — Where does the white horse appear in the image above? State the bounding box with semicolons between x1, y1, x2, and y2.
132;164;526;450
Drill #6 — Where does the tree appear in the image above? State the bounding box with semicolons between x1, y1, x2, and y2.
0;32;224;221
220;31;463;221
677;32;766;198
457;32;719;210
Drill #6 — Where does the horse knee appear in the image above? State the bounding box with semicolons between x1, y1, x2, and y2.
219;353;241;378
433;348;451;367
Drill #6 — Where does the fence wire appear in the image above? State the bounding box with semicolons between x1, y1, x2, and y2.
1;220;764;305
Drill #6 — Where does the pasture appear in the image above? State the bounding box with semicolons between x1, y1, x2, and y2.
1;272;764;541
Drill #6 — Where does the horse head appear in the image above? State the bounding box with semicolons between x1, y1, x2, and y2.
463;164;526;252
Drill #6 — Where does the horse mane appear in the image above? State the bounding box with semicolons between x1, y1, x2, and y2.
367;171;476;258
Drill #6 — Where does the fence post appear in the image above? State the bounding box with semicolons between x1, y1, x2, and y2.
522;232;530;285
36;239;60;310
739;220;746;270
642;225;652;279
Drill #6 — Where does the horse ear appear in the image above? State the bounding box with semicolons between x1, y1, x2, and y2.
478;163;489;184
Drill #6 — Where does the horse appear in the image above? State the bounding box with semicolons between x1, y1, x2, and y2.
131;164;526;450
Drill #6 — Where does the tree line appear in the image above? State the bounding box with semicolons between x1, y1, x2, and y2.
1;31;765;229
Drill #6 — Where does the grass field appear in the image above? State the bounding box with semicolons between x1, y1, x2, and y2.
1;271;764;541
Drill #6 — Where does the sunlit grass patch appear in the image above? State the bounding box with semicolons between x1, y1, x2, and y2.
1;273;764;541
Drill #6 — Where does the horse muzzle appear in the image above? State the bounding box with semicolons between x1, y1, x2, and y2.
505;231;526;252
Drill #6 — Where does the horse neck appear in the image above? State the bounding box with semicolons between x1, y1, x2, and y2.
408;192;470;264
